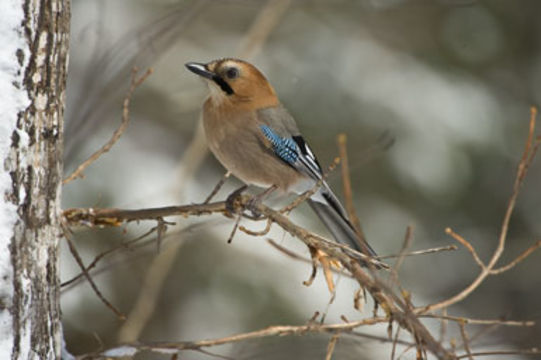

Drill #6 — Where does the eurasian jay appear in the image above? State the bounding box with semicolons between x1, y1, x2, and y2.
185;58;378;263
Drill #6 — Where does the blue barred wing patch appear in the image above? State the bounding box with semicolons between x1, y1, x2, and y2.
260;125;299;165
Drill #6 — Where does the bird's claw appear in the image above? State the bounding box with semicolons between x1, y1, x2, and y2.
246;185;276;218
246;196;263;219
225;185;248;216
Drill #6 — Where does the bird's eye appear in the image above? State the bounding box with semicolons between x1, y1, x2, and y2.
225;67;239;79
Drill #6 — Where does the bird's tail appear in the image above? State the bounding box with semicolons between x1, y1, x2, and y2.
307;197;379;266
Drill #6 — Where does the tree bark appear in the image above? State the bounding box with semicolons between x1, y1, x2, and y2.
0;0;70;358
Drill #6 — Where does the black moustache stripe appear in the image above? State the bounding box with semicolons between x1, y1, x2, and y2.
212;75;234;95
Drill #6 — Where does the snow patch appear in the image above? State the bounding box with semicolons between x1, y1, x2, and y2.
35;93;48;111
0;0;30;355
32;71;41;84
103;346;138;357
34;32;48;69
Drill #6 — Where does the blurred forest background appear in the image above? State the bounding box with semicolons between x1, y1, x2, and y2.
61;0;541;359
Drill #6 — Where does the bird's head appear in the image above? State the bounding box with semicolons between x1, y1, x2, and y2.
185;58;278;108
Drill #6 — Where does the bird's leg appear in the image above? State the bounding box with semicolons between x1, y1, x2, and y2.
225;185;248;215
247;185;277;218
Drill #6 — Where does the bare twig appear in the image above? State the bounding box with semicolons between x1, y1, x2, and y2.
390;226;414;288
81;317;387;360
445;228;485;269
155;217;172;251
63;68;153;184
458;322;474;360
61;223;215;293
226;213;242;244
456;348;541;359
394;226;414;273
390;327;401;360
303;247;319;287
204;171;231;204
325;334;340;360
239;219;272;236
320;279;339;324
308;311;320;324
267;238;309;261
316;251;451;357
350;330;415;348
61;227;157;287
337;134;364;237
61;237;158;292
439;308;448;344
396;344;417;360
467;323;501;347
267;239;354;280
117;237;184;342
63;225;125;320
417;107;539;314
489;239;541;275
378;245;457;259
280;157;340;214
419;314;534;327
194;348;233;360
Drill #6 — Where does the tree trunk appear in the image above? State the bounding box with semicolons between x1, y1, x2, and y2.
0;0;70;358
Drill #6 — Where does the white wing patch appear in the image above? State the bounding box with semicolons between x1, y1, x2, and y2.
293;137;323;181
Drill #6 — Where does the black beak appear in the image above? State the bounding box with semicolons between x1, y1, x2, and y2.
185;61;235;96
185;62;215;80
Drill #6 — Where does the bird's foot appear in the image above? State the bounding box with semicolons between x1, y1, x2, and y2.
225;185;248;216
246;185;277;218
246;196;263;218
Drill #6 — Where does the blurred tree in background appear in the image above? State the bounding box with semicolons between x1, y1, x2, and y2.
61;1;541;359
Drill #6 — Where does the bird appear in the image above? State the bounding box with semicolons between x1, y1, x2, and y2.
185;58;379;265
